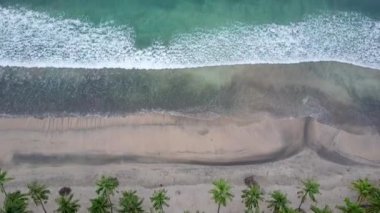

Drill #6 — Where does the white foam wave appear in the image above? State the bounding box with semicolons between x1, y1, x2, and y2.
0;7;379;69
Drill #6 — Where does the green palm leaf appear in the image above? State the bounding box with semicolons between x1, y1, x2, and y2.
367;189;380;213
267;191;290;213
0;169;13;196
55;193;81;213
297;179;320;211
119;190;144;213
27;181;50;213
96;176;119;197
89;195;112;213
210;179;233;213
150;188;170;213
336;198;364;213
2;191;30;213
311;205;333;213
96;176;119;213
241;185;263;213
352;178;375;204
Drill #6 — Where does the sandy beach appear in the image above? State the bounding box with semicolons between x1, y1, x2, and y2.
0;112;379;212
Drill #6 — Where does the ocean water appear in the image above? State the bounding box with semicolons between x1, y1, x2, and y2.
0;0;379;126
0;0;380;69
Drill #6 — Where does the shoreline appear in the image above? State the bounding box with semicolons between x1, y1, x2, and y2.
1;60;380;71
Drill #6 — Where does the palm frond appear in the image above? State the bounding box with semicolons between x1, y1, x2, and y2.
267;191;290;213
241;185;263;212
88;195;111;213
311;205;333;213
210;179;234;208
55;194;81;213
150;188;170;212
27;181;50;205
2;190;30;213
96;176;119;197
119;190;144;213
336;198;364;213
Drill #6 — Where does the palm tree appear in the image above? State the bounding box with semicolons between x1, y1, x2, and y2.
0;169;13;196
297;179;320;211
88;195;112;213
336;198;364;213
27;181;50;213
352;178;375;204
267;191;291;213
285;208;298;213
241;185;264;213
55;193;81;213
96;176;119;213
150;188;170;213
1;191;29;213
310;205;333;213
367;188;380;213
210;179;234;213
119;190;144;213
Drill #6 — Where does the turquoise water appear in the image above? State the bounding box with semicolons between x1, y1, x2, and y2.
0;0;379;68
2;0;380;45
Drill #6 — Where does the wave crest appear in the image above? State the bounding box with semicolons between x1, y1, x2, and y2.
0;7;379;69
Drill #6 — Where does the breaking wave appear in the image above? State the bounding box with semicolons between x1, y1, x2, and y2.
0;7;379;69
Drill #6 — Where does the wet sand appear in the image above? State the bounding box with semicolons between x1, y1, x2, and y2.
0;112;379;167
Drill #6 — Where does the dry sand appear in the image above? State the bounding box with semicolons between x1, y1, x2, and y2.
0;112;379;212
2;150;380;213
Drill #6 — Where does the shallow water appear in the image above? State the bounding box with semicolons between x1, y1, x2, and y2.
1;62;379;131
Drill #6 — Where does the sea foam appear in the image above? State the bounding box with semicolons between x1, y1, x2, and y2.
0;7;379;69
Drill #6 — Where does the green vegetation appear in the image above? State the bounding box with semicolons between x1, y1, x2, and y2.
241;185;263;213
336;198;365;213
1;191;29;213
150;189;170;213
27;181;50;213
352;179;375;205
0;169;380;212
0;169;13;197
297;179;320;211
119;190;144;213
267;191;290;213
88;195;111;213
96;176;119;213
311;205;333;213
210;179;234;213
367;189;380;213
55;188;81;213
